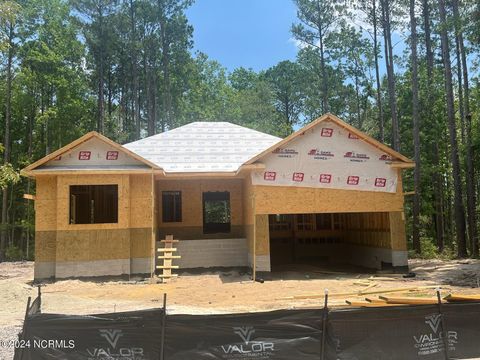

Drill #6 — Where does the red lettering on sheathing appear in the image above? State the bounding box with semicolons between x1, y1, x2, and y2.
347;176;360;185
78;151;91;160
319;174;332;183
292;172;304;182
348;133;359;139
375;178;387;187
321;128;333;137
106;151;119;160
264;171;276;181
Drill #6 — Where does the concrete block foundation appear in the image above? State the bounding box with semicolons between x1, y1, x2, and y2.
160;238;249;269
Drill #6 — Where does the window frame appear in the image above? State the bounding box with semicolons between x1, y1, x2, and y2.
69;184;119;225
161;191;182;223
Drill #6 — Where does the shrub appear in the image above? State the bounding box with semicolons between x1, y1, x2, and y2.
5;245;24;261
408;237;456;260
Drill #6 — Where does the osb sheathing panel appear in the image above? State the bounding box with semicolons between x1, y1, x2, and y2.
255;214;270;255
56;174;130;231
130;174;153;229
36;175;58;199
253;186;404;214
130;228;152;258
157;179;244;228
56;229;130;262
35;176;57;232
389;211;407;251
35;231;56;261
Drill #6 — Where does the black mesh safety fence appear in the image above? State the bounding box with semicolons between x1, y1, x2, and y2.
13;293;480;360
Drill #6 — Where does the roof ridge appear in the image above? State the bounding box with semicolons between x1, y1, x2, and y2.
124;121;281;147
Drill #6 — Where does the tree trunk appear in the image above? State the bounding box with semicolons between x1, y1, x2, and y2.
452;0;478;257
438;0;467;257
410;0;421;254
107;68;113;118
318;31;328;114
97;7;105;134
434;143;446;251
373;0;384;142
312;0;329;113
0;23;14;261
454;35;465;142
129;0;140;140
381;0;400;151
422;0;445;250
159;15;172;130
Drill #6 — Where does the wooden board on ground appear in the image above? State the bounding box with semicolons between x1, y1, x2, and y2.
379;296;440;305
278;285;444;300
345;300;404;307
364;297;387;304
444;294;480;302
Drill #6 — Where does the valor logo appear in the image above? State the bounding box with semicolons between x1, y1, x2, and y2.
86;329;145;359
220;326;275;358
233;327;255;345
425;314;442;333
413;313;458;356
99;329;123;348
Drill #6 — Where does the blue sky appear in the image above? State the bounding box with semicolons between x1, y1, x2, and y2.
186;0;409;77
186;0;298;72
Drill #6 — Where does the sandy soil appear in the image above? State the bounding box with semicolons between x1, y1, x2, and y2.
1;259;480;358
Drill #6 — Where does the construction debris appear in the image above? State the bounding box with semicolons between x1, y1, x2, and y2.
444;294;480;302
345;300;401;307
378;296;440;305
278;285;445;300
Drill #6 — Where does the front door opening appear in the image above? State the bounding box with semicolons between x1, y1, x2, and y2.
203;191;231;234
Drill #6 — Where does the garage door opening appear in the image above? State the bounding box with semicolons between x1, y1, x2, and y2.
268;212;393;271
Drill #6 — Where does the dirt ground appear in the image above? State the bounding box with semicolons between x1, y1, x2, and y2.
1;259;480;358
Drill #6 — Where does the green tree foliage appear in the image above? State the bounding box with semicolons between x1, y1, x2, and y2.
0;0;479;260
